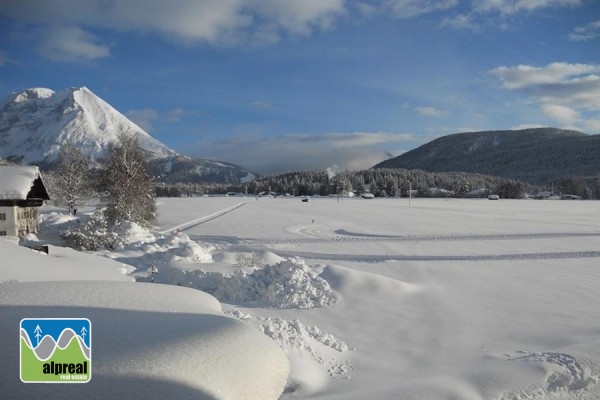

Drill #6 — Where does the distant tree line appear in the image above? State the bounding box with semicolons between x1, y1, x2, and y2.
154;168;552;199
6;153;600;202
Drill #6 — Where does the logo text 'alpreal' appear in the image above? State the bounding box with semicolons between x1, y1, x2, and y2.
20;318;91;383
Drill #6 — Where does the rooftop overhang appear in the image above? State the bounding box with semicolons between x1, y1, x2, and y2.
0;198;45;207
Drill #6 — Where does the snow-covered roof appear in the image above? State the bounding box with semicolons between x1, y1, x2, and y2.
0;165;48;200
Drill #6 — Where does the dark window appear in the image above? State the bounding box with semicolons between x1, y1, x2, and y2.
0;213;6;221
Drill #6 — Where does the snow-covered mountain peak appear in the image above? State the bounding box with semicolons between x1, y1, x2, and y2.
0;86;177;164
12;88;56;103
0;86;255;184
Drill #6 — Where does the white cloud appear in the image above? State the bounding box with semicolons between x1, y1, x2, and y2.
489;62;600;131
37;25;110;62
415;106;448;117
489;62;600;89
192;132;414;174
541;104;580;124
1;0;345;47
569;19;600;41
250;0;345;36
383;0;458;18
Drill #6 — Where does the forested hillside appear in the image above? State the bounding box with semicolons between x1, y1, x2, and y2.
374;128;600;184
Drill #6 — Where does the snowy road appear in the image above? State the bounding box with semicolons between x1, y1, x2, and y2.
156;201;247;235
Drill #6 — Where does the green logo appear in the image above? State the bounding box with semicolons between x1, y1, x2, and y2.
20;318;91;383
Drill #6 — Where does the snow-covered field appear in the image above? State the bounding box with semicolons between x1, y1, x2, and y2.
2;196;600;399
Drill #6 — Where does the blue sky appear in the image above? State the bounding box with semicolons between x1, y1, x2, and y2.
1;0;599;174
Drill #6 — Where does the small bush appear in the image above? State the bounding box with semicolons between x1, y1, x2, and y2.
61;209;121;251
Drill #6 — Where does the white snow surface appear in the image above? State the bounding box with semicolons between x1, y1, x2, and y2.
0;87;176;163
3;196;600;400
151;196;600;399
0;281;289;400
0;165;43;199
0;236;135;282
0;212;290;399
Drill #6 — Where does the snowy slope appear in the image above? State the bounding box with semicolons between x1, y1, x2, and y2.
0;237;289;400
0;87;175;164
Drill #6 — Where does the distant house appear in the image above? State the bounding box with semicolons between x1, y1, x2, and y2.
560;194;581;200
534;191;560;200
466;188;490;198
0;166;50;237
428;188;454;198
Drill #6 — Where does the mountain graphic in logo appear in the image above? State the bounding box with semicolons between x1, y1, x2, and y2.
20;318;91;383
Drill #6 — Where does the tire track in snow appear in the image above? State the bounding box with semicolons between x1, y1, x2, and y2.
156;202;247;235
245;249;600;262
246;231;600;245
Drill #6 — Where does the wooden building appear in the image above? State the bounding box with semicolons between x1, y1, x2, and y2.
0;166;50;237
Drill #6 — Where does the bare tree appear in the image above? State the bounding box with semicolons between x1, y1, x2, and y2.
99;135;156;228
48;141;93;214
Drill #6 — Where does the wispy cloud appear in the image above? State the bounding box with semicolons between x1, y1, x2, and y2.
165;108;199;123
37;25;110;62
126;107;198;132
441;0;585;32
192;131;414;174
489;62;600;89
569;19;600;41
250;100;275;111
383;0;458;18
126;108;160;132
441;14;480;31
415;106;448;117
473;0;582;15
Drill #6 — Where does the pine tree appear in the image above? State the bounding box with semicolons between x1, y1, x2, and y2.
99;135;156;228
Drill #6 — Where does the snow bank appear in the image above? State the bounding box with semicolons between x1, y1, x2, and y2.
229;309;355;396
0;281;289;400
153;257;339;309
0;237;134;282
143;232;213;264
229;309;353;353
